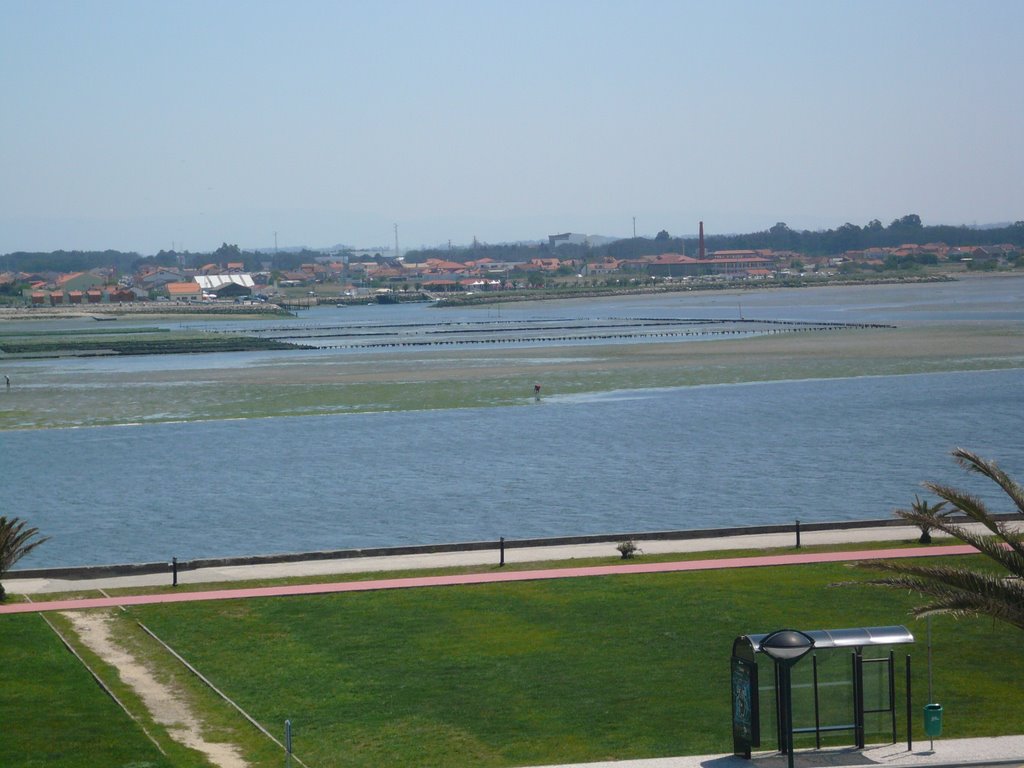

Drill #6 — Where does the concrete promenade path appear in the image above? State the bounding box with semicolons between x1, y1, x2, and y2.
5;522;984;597
0;543;980;616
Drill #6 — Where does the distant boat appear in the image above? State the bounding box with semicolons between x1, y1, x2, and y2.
91;315;117;321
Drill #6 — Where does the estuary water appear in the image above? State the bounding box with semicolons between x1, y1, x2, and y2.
4;276;1024;568
6;368;1024;569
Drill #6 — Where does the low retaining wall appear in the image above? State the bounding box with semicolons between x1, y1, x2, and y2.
9;516;966;583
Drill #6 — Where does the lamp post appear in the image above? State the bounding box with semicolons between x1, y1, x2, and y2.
760;629;815;768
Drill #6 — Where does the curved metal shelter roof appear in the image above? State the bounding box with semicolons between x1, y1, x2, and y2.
733;625;914;658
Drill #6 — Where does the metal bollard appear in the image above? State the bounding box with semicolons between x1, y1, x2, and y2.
499;537;505;567
795;520;801;549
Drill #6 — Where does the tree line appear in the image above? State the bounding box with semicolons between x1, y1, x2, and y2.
4;216;1023;274
0;243;350;275
403;216;1024;263
692;215;1024;256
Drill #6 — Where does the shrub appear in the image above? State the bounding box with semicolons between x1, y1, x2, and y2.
616;540;641;560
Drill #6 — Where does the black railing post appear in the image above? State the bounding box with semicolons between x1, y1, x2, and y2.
775;662;785;753
499;537;505;567
812;654;822;749
889;651;897;744
906;655;913;751
854;651;865;749
795;520;801;548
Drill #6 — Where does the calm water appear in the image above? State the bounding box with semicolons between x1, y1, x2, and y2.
4;276;1024;568
4;368;1023;568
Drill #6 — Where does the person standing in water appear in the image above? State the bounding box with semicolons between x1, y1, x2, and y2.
534;383;541;400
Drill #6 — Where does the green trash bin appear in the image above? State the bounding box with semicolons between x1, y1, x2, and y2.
924;703;943;738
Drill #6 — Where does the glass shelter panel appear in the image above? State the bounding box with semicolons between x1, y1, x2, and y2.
791;652;857;749
758;663;778;749
790;656;817;744
861;652;896;742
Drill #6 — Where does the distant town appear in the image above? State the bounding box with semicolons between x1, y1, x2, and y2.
2;217;1022;308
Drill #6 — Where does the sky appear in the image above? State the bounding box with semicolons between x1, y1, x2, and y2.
2;0;1022;255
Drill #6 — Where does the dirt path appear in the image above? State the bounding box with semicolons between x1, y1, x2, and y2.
64;611;248;768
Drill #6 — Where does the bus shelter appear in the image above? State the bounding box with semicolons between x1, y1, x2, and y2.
731;626;915;760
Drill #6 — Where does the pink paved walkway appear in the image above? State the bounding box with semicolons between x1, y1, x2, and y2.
0;544;979;616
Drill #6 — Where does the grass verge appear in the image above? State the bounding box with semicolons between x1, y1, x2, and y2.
0;612;174;768
7;547;1019;767
119;555;1024;767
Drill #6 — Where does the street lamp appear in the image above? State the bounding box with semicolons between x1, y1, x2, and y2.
760;630;815;768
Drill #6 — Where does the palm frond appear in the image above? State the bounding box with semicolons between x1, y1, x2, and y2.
910;596;1024;631
853;449;1024;632
855;561;1024;629
953;448;1024;516
0;516;50;574
859;560;1024;600
892;508;1024;578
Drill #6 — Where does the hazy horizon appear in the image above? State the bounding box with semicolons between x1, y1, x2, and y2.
2;1;1022;255
2;215;1022;259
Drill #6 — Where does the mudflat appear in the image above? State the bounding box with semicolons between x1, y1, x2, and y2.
2;322;1022;430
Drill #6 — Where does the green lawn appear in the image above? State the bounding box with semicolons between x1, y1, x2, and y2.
0;614;173;768
7;554;1022;767
124;557;1024;767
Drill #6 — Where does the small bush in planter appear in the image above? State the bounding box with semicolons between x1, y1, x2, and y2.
616;540;641;559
